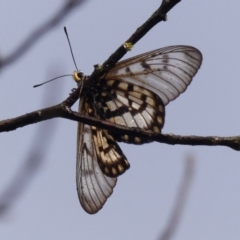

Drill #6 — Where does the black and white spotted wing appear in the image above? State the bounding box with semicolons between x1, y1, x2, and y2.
76;98;129;214
75;45;202;214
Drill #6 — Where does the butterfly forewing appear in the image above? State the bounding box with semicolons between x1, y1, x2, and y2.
76;99;118;214
105;45;202;105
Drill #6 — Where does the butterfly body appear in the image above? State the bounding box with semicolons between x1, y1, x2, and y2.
75;45;202;214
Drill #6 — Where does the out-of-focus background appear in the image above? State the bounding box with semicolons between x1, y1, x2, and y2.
1;1;240;240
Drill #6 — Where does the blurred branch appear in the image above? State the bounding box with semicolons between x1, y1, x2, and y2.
158;156;195;240
0;0;87;69
0;69;63;218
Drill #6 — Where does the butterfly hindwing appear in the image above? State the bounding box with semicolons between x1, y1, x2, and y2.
77;99;119;214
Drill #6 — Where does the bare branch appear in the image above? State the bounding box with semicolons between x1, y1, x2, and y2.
0;104;63;132
1;106;240;150
100;0;180;71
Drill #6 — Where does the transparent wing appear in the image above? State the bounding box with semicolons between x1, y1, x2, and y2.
105;45;202;105
76;99;117;214
96;79;165;144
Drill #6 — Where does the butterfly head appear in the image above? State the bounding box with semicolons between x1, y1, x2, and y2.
73;71;84;85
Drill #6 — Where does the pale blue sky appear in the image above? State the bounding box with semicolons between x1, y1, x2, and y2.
1;1;240;240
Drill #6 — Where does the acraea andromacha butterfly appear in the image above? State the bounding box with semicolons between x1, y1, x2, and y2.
73;45;202;214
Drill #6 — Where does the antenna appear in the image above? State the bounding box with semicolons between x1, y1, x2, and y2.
64;26;79;72
64;26;84;95
33;27;80;88
33;74;72;88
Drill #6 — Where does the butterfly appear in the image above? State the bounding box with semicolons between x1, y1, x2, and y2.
74;45;202;214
